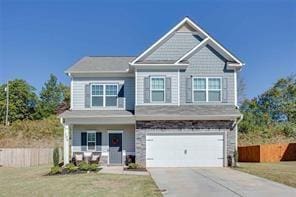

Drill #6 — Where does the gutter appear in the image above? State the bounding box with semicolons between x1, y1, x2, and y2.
236;114;243;125
232;113;243;128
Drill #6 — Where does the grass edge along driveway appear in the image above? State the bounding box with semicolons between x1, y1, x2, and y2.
0;165;162;197
235;161;296;188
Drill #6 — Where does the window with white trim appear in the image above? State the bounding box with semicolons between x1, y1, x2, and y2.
91;84;118;107
208;78;221;101
87;132;96;151
151;77;165;102
193;78;222;102
193;78;206;102
91;84;103;106
105;85;117;106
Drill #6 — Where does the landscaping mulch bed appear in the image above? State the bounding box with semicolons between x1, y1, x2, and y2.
47;168;102;176
123;167;147;172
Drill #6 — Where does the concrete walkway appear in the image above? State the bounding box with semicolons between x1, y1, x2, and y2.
99;166;149;176
149;168;296;197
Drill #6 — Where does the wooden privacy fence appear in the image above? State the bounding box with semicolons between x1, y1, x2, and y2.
0;148;61;167
238;143;296;162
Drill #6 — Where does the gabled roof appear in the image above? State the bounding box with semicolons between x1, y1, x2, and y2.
130;17;244;68
65;56;135;74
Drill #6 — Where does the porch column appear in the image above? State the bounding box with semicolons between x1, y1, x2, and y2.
63;124;70;165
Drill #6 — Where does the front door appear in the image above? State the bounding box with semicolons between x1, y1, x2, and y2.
109;133;122;165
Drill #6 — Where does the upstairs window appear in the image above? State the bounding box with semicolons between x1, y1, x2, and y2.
91;85;103;106
208;78;221;102
193;78;222;102
193;78;206;102
91;84;118;107
151;77;165;102
105;85;118;106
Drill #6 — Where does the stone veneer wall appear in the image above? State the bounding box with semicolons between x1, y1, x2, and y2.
135;120;235;167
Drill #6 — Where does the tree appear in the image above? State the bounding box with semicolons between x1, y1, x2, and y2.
239;74;296;133
0;79;38;124
55;84;70;114
35;74;64;118
257;74;296;123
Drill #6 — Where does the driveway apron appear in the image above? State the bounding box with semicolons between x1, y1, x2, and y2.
148;168;296;197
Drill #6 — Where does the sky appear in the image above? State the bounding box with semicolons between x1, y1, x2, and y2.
0;0;295;99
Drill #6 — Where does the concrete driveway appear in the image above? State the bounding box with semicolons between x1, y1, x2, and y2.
149;168;296;197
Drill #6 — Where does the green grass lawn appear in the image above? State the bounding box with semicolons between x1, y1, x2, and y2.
236;161;296;188
0;165;162;197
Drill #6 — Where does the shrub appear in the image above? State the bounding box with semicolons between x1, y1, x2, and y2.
78;161;90;171
50;166;62;175
89;164;99;171
125;155;135;165
53;147;59;166
64;163;78;173
127;163;141;169
282;123;296;137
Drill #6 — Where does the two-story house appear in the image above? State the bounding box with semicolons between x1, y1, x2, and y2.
60;17;244;167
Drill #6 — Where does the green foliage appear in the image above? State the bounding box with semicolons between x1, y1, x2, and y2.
0;75;70;124
64;163;78;173
0;79;38;123
89;164;99;171
281;122;296;138
127;163;141;169
53;147;60;166
239;74;296;137
78;161;90;171
50;166;62;175
35;74;69;119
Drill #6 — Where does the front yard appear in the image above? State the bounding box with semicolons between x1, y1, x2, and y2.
236;161;296;188
0;165;161;197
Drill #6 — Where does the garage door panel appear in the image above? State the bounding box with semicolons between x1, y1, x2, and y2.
146;134;224;167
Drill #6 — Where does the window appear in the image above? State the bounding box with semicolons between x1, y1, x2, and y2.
105;85;117;106
193;78;206;102
193;78;222;102
87;132;96;151
208;78;221;102
91;85;103;106
91;84;118;107
151;77;165;102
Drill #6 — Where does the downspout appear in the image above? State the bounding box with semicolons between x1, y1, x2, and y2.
234;114;243;167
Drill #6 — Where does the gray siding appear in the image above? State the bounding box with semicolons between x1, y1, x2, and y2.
136;69;178;105
144;32;202;61
72;125;135;164
72;77;135;110
180;45;235;105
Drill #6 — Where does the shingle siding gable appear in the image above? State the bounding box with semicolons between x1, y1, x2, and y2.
144;32;203;61
180;45;235;105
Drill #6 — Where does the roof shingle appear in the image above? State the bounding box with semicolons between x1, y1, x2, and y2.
65;56;135;73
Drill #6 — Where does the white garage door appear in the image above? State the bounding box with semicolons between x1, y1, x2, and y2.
146;134;224;167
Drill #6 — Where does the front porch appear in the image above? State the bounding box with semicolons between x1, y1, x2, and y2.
59;110;135;166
